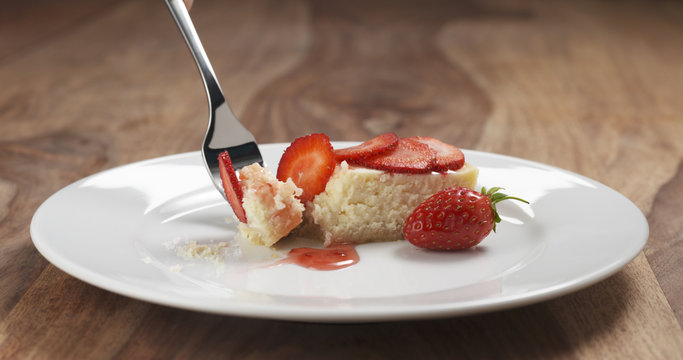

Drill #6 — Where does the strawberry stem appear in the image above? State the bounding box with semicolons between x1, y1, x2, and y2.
481;186;529;232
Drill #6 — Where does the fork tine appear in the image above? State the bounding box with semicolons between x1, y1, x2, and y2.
203;140;262;196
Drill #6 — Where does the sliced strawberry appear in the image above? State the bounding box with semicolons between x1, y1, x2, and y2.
218;151;247;223
359;137;436;173
412;136;465;172
277;133;336;203
334;132;399;163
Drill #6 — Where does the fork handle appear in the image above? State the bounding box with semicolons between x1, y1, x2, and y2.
165;0;225;105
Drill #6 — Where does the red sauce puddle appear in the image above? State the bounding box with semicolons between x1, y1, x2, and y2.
278;245;359;271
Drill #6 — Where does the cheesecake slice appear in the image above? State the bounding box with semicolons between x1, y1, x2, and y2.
308;161;478;246
222;133;478;248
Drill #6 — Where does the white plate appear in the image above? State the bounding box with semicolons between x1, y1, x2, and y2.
31;143;648;322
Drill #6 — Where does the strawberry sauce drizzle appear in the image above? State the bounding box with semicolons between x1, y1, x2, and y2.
280;245;359;271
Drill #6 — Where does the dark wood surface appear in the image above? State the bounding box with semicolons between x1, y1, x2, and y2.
1;0;682;358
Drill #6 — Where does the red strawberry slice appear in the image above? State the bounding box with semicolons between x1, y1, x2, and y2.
334;132;399;162
218;151;247;223
277;133;336;203
359;137;436;173
412;136;465;172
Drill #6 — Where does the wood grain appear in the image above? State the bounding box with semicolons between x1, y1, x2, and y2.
646;160;683;326
241;0;498;144
1;0;682;358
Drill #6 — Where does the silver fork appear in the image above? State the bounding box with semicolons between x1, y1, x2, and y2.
165;0;263;199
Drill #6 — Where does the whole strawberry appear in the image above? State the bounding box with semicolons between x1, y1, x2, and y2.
403;186;528;250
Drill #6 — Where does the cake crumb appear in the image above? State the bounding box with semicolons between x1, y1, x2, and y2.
169;264;183;272
163;237;181;251
176;240;228;264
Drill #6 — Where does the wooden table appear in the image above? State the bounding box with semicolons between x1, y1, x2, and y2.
2;0;682;358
